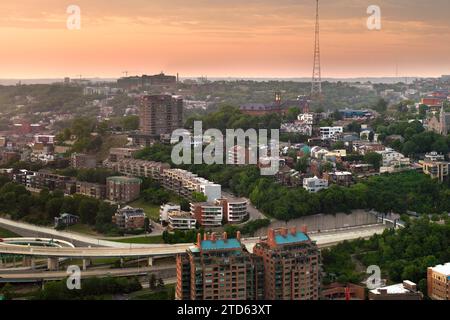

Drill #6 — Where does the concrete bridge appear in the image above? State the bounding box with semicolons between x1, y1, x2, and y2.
0;224;387;271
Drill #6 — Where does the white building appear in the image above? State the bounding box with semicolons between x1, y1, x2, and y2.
425;151;446;162
310;146;329;160
376;148;410;167
159;203;181;222
303;176;329;193
320;127;343;140
218;198;248;223
168;211;196;230
200;183;222;202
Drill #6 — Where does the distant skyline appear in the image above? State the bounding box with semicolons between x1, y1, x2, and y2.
0;0;449;78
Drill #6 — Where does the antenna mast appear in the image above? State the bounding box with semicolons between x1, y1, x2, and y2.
311;0;322;100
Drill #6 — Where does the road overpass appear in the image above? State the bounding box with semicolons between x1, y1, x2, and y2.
0;224;387;271
0;266;174;283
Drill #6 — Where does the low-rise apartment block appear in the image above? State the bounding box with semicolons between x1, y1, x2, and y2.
168;210;197;230
216;198;248;224
106;176;142;203
420;160;449;183
75;181;106;199
303;176;328;193
70;153;97;169
320;126;343;140
160;203;182;222
104;158;170;182
323;171;353;187
108;147;141;162
190;202;223;227
113;206;146;230
369;280;422;300
162;168;221;202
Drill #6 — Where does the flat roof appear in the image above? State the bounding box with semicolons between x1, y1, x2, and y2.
431;263;450;276
107;176;142;183
275;232;309;245
200;239;241;251
370;283;412;295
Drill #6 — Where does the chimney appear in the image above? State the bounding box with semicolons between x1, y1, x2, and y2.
301;225;308;233
236;231;241;241
211;232;216;242
203;233;208;241
196;233;201;247
290;226;297;236
223;232;228;240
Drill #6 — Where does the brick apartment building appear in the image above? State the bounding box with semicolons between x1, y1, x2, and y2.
75;181;106;200
427;263;450;300
176;227;321;300
139;94;183;137
70;153;97;169
253;227;321;300
176;231;264;300
106;176;142;203
108;147;141;162
112;206;146;230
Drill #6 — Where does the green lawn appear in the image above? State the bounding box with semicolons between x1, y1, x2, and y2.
128;285;175;300
65;224;100;236
0;227;19;238
107;235;164;244
129;199;161;221
130;195;183;222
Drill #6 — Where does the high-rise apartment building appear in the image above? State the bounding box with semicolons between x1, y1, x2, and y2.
176;227;321;300
176;231;264;300
139;94;183;137
253;227;321;300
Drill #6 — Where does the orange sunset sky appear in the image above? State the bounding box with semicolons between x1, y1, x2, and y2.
0;0;449;79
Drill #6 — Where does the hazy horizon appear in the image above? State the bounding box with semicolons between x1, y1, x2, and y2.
1;1;449;79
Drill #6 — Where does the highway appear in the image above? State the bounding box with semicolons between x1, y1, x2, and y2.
0;266;174;283
0;224;387;282
0;224;387;259
0;217;132;248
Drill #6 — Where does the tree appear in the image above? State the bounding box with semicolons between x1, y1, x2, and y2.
157;278;165;290
144;217;150;232
149;274;157;290
78;198;99;225
364;152;382;170
192;192;207;202
46;197;64;219
374;98;388;113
